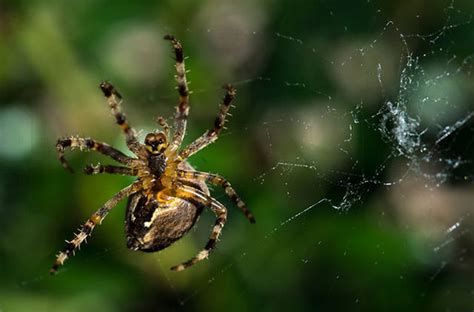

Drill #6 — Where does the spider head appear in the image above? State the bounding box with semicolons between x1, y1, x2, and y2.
144;132;168;154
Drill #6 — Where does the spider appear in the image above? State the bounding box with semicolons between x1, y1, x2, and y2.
50;35;255;275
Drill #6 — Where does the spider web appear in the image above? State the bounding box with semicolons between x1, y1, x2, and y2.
7;1;474;311
149;3;474;309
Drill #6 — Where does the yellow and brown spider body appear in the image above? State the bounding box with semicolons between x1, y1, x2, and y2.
51;35;255;274
125;161;209;253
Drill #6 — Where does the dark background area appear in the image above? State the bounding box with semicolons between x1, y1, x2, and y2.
1;0;474;311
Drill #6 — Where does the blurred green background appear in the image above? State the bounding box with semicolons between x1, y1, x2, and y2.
1;0;474;311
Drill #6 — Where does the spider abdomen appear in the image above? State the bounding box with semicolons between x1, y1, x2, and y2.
125;162;209;252
125;194;202;251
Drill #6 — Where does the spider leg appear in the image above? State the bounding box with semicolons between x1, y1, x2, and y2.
177;169;255;223
50;182;140;275
156;116;170;138
170;184;227;271
56;136;132;173
178;85;236;160
163;35;190;153
99;81;145;156
83;163;135;176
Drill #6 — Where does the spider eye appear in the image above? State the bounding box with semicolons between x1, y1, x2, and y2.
145;133;167;154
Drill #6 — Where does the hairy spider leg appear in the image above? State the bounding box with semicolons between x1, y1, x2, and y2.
83;164;135;176
169;184;228;271
163;35;190;154
99;81;145;156
178;85;236;160
56;136;132;173
177;169;255;223
50;182;140;275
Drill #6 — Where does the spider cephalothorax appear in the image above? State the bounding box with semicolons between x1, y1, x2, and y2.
51;35;255;274
144;133;168;179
